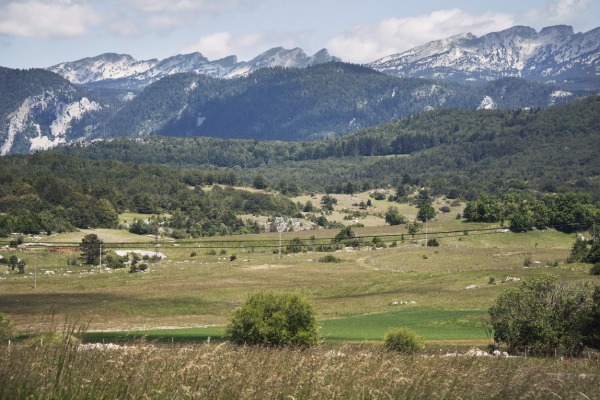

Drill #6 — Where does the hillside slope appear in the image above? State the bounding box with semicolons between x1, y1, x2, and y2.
93;63;577;141
55;95;600;198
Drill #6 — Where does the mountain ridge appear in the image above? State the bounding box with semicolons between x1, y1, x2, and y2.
367;25;600;89
0;63;582;155
45;24;600;91
48;48;341;89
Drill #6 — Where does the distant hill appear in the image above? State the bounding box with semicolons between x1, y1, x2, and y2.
54;95;600;199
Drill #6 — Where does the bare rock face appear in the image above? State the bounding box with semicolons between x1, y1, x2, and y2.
368;25;600;86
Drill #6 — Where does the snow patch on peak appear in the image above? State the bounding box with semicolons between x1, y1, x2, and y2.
50;47;340;87
477;96;497;110
368;24;599;83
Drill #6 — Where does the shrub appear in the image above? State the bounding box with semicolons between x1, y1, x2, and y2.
226;291;319;346
286;238;305;253
426;238;439;247
590;264;600;275
318;255;342;263
0;313;15;342
489;275;599;356
567;237;589;263
584;242;600;264
385;206;407;226
105;253;126;269
383;327;425;353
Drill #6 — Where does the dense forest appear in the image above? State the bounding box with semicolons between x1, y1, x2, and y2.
55;95;600;199
0;63;589;156
0;154;297;238
2;83;599;239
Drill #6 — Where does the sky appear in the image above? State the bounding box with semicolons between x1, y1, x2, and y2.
0;0;598;69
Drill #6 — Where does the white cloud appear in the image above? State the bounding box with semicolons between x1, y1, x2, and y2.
0;0;102;38
180;31;311;61
124;0;262;14
117;0;266;33
326;8;515;63
518;0;591;27
180;31;265;60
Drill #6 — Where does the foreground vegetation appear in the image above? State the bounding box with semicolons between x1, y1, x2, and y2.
1;339;598;400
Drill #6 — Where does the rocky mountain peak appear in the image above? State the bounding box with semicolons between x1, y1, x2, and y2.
367;24;599;87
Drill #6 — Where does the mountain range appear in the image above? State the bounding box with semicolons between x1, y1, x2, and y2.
48;48;340;90
367;25;600;89
0;24;598;155
48;25;600;91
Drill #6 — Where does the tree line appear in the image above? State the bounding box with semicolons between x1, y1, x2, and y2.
0;153;297;238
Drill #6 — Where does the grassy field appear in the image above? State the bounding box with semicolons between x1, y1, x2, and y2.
1;340;598;399
1;197;599;399
1;201;596;340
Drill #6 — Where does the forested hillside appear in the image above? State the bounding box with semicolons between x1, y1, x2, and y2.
0;63;587;154
92;63;579;141
0;154;297;237
55;95;600;199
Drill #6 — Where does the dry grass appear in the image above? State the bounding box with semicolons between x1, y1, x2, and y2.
0;220;593;333
1;339;598;400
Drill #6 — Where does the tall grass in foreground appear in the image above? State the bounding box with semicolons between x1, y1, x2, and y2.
1;340;599;399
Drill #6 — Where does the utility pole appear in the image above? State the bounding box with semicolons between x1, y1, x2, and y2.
34;251;37;290
275;217;285;258
98;240;103;268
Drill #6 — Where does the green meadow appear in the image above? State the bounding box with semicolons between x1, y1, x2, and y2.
1;203;595;344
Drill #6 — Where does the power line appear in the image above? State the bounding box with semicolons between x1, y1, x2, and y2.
11;219;599;251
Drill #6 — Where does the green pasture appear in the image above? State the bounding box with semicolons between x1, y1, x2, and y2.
1;211;597;344
84;307;488;344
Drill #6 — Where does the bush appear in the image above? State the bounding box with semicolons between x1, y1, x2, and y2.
286;238;305;253
489;275;599;356
318;255;342;263
426;238;439;247
383;327;425;353
227;291;319;346
0;313;15;342
584;242;600;264
385;206;407;226
590;264;600;275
